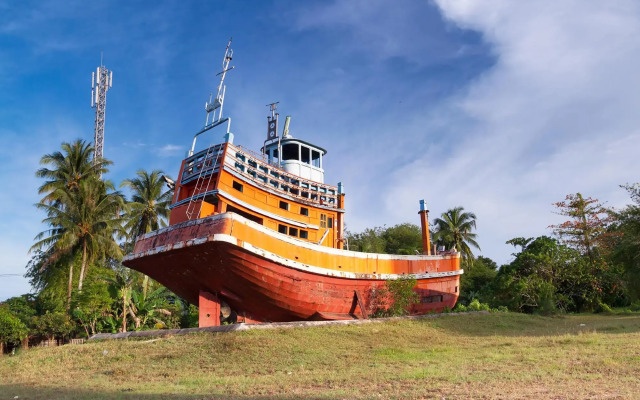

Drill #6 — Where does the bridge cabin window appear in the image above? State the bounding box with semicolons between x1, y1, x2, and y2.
232;181;243;192
300;230;308;239
289;227;298;237
282;144;299;161
300;207;309;216
279;201;289;211
278;224;287;234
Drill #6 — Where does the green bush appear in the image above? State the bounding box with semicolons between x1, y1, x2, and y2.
0;306;29;353
372;277;420;317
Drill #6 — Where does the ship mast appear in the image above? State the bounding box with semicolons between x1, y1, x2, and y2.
205;38;234;127
189;39;235;156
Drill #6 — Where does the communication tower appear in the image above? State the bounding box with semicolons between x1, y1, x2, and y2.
91;61;113;170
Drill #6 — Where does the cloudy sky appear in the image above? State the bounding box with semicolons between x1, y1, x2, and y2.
1;0;639;300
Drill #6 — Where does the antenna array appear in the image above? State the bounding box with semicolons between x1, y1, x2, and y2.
91;63;113;169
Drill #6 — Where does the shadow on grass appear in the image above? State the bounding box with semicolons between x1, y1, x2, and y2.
412;311;640;337
1;384;328;400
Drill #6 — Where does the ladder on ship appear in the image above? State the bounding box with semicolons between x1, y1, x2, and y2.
185;145;223;220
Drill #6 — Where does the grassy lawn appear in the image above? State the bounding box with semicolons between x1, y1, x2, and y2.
2;312;640;399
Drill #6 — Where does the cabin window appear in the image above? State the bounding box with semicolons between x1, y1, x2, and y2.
282;143;299;161
421;295;444;304
248;159;257;168
232;181;243;192
300;230;308;239
300;207;309;216
301;146;310;164
455;286;458;293
289;227;298;237
328;217;333;228
320;214;327;228
279;201;289;211
312;150;321;167
278;224;287;234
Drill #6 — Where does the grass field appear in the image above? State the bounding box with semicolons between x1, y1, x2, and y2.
2;312;640;399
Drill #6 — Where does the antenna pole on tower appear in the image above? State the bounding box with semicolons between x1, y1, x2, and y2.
91;58;113;176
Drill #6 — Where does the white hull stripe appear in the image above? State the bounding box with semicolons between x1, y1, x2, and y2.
134;212;461;262
124;232;464;281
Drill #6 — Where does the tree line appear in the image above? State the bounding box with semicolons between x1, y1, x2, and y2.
1;138;639;353
1;140;196;354
348;187;640;315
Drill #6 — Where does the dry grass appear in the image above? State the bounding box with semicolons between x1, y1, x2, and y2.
2;312;640;399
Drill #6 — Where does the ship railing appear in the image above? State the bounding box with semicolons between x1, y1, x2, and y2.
181;144;226;184
226;144;339;208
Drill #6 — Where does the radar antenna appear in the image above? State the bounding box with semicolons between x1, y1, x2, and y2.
205;38;235;126
91;56;113;176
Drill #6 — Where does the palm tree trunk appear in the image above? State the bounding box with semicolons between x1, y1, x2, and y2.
128;308;141;330
122;289;128;333
78;240;87;292
142;275;149;299
66;262;74;310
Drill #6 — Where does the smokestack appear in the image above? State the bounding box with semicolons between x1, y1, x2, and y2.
419;199;431;255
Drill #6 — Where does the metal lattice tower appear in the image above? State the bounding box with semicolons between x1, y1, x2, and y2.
91;64;113;169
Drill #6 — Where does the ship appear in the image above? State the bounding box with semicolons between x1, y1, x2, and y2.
123;40;462;326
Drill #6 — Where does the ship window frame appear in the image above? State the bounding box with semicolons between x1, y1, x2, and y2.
328;217;333;228
288;227;298;237
300;230;308;239
279;201;289;211
311;150;321;167
278;224;287;234
232;181;243;193
320;214;327;228
421;295;444;304
300;207;309;216
282;143;299;161
301;145;311;164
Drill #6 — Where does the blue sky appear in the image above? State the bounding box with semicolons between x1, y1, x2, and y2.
2;1;640;300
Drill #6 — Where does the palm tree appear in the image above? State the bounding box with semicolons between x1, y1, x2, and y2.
36;139;111;204
32;178;125;307
120;169;173;241
432;207;481;266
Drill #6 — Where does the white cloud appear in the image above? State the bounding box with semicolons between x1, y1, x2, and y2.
157;144;184;156
380;0;640;263
291;1;640;265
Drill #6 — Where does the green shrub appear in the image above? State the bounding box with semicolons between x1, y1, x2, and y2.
372;277;420;317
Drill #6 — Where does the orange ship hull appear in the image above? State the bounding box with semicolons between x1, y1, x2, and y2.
124;213;462;323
